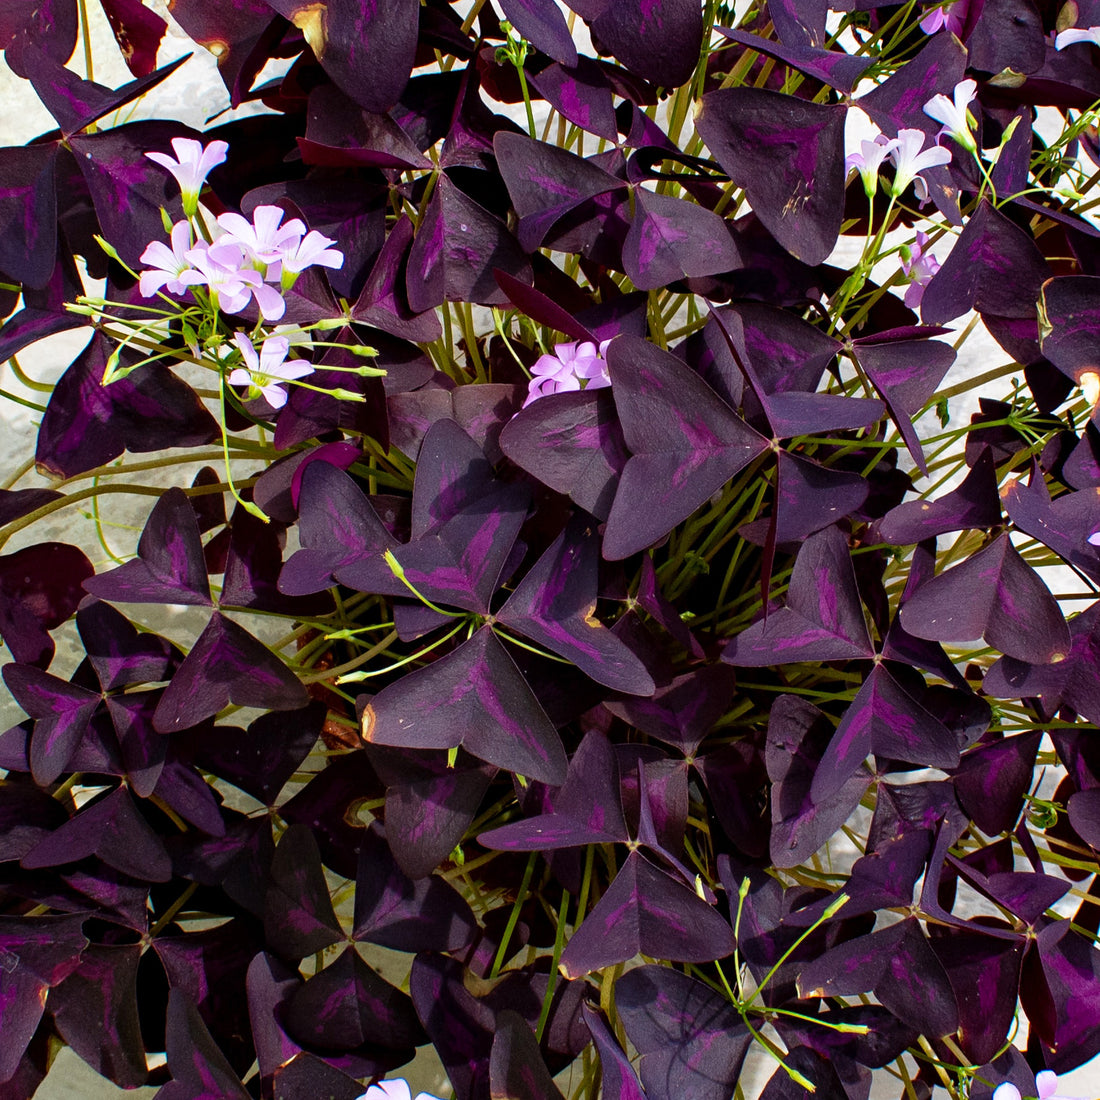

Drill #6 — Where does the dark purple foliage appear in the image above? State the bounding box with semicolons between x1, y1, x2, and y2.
2;1;1100;1096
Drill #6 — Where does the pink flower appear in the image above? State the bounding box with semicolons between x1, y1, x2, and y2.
1088;530;1100;547
923;78;979;154
276;229;345;290
356;1080;443;1100
522;340;612;408
900;231;941;309
920;0;967;35
1055;26;1100;49
227;332;313;409
138;219;196;297
146;137;228;217
993;1070;1082;1100
213;205;307;267
889;128;952;201
846;135;895;198
180;243;287;321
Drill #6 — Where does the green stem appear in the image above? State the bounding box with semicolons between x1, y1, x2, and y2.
490;852;538;979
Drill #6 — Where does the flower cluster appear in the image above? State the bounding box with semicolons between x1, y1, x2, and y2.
138;138;349;410
523;339;612;407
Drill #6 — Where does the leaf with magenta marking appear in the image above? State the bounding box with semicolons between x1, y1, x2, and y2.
616;965;752;1100
152;612;309;733
361;625;567;785
558;850;735;978
724;525;875;665
811;664;960;804
602;336;768;560
695;88;846;265
497;514;655;694
898;532;1070;663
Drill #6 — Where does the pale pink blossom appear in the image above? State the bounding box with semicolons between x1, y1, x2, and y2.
523;339;612;408
993;1070;1082;1100
227;332;313;409
213;205;306;267
920;0;967;35
275;229;345;290
900;231;941;309
356;1080;443;1100
138;219;196;297
1055;25;1100;49
146;137;228;217
1088;529;1100;547
846;136;895;198
889;128;952;201
923;78;979;154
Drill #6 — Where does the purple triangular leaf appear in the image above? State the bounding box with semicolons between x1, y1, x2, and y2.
280;462;399;596
350;216;443;342
353;822;477;950
50;943;148;1088
367;744;496;878
497;515;655;694
695;89;846;265
156;988;250;1100
812;664;960;804
724;525;875;665
559;850;735;978
85;487;211;607
582;1003;647;1100
178;702;324;806
603;336;769;559
36;333;218;479
591;0;702;87
622;187;740;290
498;0;577;65
490;1009;566;1100
767;694;873;868
983;599;1100;725
499;388;628;520
495;131;626;253
877;445;1001;543
921;200;1050;325
265;0;419;114
407;174;531;311
528;57;617;140
153;612;309;732
0;914;87;1083
283;948;424;1053
76;599;176;691
21;785;172;880
390;482;530;616
264;824;343;959
616;965;751;1100
479;728;629;850
2;663;100;785
898;532;1070;663
362;625;567;785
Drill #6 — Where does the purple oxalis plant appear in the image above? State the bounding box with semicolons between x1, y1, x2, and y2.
0;0;1099;1098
